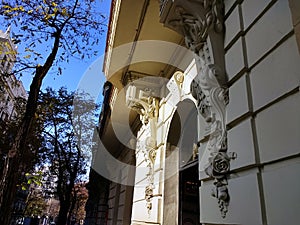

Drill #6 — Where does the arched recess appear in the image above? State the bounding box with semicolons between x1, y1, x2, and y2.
163;99;200;225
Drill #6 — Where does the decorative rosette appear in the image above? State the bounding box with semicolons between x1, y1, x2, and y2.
212;152;230;174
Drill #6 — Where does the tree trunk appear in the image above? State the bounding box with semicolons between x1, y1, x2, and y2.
0;71;44;224
0;158;19;224
0;30;61;225
67;195;77;225
57;201;71;225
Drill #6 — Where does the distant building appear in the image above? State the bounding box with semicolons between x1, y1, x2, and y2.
0;26;27;121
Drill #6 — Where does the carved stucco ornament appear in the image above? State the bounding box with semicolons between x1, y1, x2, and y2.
192;62;236;218
167;71;185;105
144;136;157;213
160;0;236;218
126;85;160;214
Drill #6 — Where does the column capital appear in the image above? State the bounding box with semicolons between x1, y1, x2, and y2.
126;83;160;125
160;0;225;76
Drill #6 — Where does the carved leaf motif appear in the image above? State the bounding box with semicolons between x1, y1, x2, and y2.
206;12;213;27
148;149;156;165
193;63;235;218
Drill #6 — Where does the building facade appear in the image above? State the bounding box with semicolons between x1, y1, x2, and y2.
86;0;300;224
0;27;27;122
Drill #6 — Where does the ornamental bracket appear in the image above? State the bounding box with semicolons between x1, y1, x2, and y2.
160;0;236;218
126;82;160;214
160;0;226;82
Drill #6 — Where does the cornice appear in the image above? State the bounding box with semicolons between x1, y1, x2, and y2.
103;0;122;78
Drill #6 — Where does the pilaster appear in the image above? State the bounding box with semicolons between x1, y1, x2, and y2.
160;0;236;218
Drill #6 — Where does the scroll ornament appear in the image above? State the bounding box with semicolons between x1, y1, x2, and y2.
164;0;236;218
168;0;224;54
144;136;157;213
136;135;157;214
192;64;236;218
126;86;159;214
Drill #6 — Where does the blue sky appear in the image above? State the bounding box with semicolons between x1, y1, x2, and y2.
1;0;112;97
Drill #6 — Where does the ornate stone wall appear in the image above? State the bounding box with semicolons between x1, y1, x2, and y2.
159;0;300;224
123;0;300;224
198;0;300;224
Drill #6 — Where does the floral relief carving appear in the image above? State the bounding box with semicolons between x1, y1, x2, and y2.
144;136;157;213
192;63;235;217
205;151;236;217
126;85;159;214
145;184;154;211
167;0;224;54
191;83;210;121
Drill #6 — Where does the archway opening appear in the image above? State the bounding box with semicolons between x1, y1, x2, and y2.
165;99;200;225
